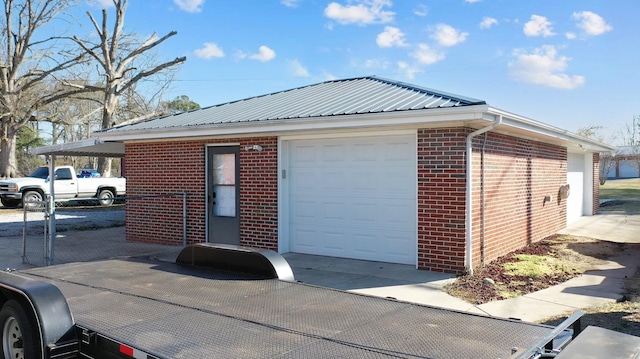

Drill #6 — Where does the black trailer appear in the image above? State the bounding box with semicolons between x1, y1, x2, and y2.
0;244;635;359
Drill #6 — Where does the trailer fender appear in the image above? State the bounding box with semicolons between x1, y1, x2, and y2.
0;271;76;355
176;243;295;281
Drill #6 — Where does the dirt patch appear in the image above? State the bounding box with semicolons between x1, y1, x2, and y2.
444;235;625;305
444;234;640;336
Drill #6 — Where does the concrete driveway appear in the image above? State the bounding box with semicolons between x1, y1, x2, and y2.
559;213;640;243
282;252;484;314
2;212;637;323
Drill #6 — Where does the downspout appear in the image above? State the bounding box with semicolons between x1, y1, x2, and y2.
480;133;488;266
465;115;502;275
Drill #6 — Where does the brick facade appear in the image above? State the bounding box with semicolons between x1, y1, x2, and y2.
125;141;207;245
417;128;468;273
238;137;279;250
468;132;567;271
124;137;279;249
593;153;600;214
415;128;567;273
124;128;581;275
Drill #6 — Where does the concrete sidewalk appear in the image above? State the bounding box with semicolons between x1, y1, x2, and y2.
1;213;638;324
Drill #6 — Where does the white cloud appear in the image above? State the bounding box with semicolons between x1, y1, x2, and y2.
413;4;428;17
194;43;224;59
480;17;498;29
174;0;204;13
247;46;276;62
290;59;310;77
397;61;421;80
411;43;445;65
324;0;394;25
572;11;612;36
321;71;337;81
523;15;555;37
281;0;301;7
363;58;390;69
509;45;585;89
376;26;407;48
430;24;468;47
465;0;481;3
565;32;577;40
87;0;114;8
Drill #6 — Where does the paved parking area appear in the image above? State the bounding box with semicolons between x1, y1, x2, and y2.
0;226;182;269
1;212;638;323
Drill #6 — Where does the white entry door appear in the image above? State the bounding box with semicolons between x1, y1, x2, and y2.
286;135;417;265
567;152;586;223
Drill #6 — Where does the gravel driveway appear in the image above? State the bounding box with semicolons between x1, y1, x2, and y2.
0;206;125;237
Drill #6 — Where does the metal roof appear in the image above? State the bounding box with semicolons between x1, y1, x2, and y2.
100;76;486;134
29;139;125;157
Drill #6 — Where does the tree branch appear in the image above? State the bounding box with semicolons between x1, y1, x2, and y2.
118;30;177;72
117;56;186;94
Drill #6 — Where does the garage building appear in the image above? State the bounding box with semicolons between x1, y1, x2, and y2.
93;76;612;273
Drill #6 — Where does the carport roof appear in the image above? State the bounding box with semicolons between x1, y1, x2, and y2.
29;139;124;157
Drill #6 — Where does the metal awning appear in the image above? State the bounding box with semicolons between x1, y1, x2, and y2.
29;139;125;157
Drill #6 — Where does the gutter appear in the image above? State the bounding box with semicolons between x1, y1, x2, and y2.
465;115;502;275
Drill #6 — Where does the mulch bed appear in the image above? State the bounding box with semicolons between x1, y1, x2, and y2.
445;241;578;304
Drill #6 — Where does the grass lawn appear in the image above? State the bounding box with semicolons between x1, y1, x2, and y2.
599;178;640;214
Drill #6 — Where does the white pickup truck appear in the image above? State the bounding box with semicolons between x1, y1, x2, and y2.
0;165;126;208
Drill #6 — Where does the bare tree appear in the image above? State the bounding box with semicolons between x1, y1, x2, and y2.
0;0;95;178
577;126;617;184
619;116;640;177
71;0;186;175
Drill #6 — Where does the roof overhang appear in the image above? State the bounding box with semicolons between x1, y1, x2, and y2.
29;139;125;157
485;107;616;153
90;104;614;154
94;105;492;141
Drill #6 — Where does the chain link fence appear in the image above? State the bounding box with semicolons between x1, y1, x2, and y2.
21;198;50;266
15;193;186;267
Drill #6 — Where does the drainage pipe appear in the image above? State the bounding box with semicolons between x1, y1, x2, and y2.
465;115;502;274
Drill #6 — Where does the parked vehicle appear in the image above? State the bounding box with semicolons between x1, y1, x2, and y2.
0;166;126;208
0;244;637;359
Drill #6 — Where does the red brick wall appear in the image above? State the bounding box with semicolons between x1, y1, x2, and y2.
417;128;468;273
417;128;568;274
239;137;279;250
472;133;567;270
124;137;278;249
125;141;206;245
125;130;571;275
593;153;600;214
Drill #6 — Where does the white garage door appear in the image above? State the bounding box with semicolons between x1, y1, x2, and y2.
567;152;585;223
287;135;416;264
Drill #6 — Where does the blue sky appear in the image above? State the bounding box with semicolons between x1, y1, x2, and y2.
82;0;638;144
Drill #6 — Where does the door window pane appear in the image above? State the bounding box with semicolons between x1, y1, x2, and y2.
213;185;236;217
213;154;236;185
212;153;237;217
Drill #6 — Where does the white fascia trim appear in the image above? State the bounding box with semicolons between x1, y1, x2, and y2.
487;107;615;153
94;105;491;142
279;129;416;141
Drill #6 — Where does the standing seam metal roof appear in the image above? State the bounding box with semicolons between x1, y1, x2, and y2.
102;76;486;133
